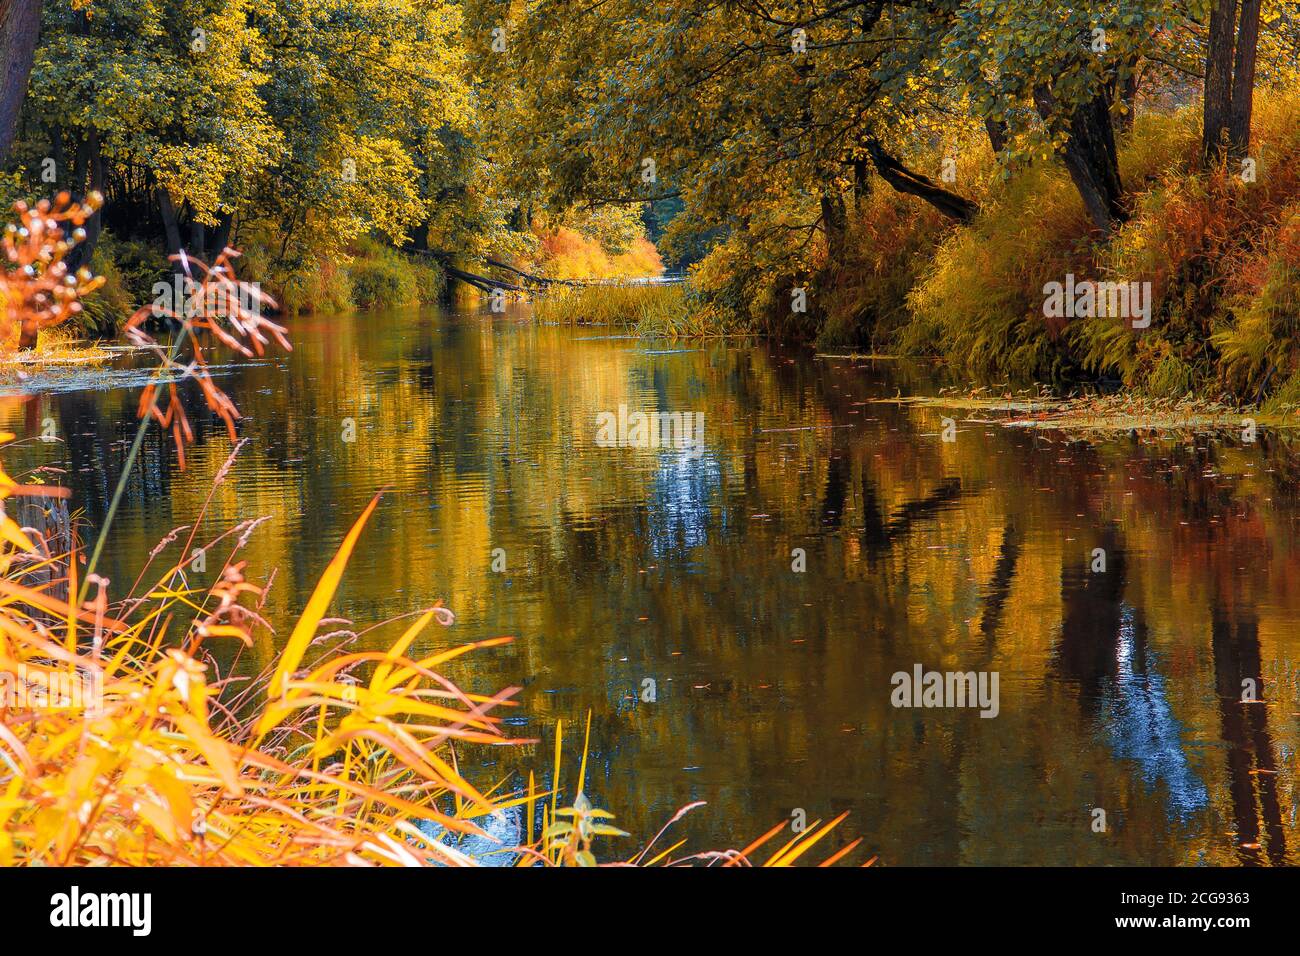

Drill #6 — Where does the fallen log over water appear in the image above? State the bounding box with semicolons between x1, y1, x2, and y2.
482;257;584;288
442;263;526;294
416;249;683;293
412;250;526;294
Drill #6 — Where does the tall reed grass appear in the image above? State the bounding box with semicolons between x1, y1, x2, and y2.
532;283;748;338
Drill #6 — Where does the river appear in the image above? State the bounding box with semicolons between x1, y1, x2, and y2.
3;303;1297;864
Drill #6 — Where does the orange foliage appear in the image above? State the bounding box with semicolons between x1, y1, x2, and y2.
0;193;105;351
536;227;663;280
123;248;287;470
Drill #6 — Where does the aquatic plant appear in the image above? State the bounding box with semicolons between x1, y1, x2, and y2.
515;714;871;867
0;476;529;865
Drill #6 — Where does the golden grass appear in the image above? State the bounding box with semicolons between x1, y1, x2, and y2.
531;283;750;338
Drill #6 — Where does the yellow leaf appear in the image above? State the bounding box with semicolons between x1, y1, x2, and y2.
258;494;381;736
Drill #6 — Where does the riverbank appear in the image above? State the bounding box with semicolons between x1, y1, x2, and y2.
680;89;1300;408
0;326;112;374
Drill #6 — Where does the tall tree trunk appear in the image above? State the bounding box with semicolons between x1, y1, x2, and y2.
16;317;39;349
1118;64;1139;132
852;158;870;211
1203;0;1240;161
156;187;184;274
819;190;847;262
212;210;234;255
66;128;103;272
984;117;1008;154
0;0;42;165
48;121;63;182
85;128;103;249
189;217;207;260
1228;0;1261;158
1034;86;1126;233
70;132;88;195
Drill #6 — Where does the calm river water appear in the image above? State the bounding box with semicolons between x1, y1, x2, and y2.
4;304;1299;864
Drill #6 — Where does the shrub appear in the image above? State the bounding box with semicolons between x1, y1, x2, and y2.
236;229;353;316
1212;202;1300;406
535;228;664;281
347;240;419;309
900;95;1300;395
687;233;815;337
93;231;171;307
80;241;135;338
817;194;953;351
904;156;1094;383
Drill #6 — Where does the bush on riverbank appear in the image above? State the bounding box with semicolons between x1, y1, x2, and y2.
346;238;420;309
217;234;447;316
817;181;972;353
1213;202;1300;411
536;228;664;280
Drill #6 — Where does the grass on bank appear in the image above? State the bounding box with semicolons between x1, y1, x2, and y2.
532;283;749;337
0;326;113;374
908;89;1300;401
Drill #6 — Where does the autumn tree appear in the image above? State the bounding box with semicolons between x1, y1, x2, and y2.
9;0;485;286
28;0;281;268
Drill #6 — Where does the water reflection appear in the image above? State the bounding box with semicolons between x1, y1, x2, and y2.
1102;605;1209;823
2;305;1298;865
